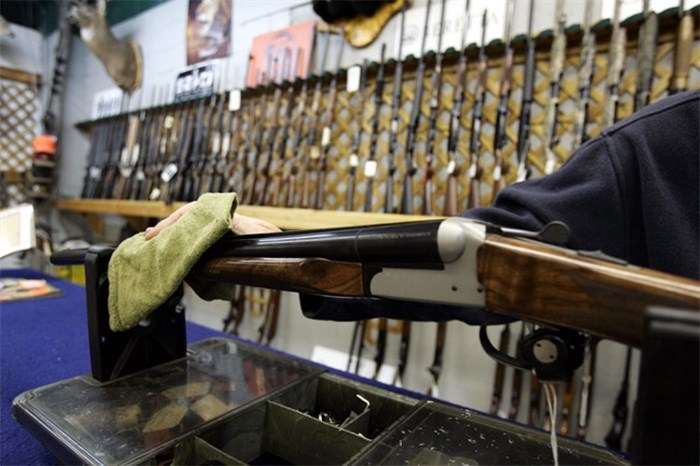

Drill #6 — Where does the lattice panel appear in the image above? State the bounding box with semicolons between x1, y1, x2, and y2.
0;78;39;206
81;19;700;217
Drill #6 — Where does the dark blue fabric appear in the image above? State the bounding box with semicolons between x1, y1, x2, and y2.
0;269;222;465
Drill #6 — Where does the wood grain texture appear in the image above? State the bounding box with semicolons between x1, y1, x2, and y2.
190;257;365;297
477;235;700;347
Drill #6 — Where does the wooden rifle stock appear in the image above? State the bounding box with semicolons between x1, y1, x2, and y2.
476;235;699;347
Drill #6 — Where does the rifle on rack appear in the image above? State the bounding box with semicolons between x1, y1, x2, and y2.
256;85;283;205
191;218;700;350
111;91;143;199
101;95;131;199
575;336;597;439
268;82;298;207
125;88;162;200
384;0;406;216
314;28;345;210
573;0;596;150
189;88;220;200
467;10;488;210
363;46;386;213
603;0;626;128
241;88;268;205
400;0;432;215
283;76;311;208
515;0;536;183
81;118;109;198
634;0;658;112
202;77;229;195
669;0;694;95
144;86;175;201
542;0;567;176
346;60;368;212
165;101;196;204
421;0;447;216
491;0;515;195
220;88;245;194
300;30;331;208
444;0;471;217
174;95;207;201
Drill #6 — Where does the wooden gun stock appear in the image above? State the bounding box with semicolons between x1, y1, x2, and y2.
477;235;699;347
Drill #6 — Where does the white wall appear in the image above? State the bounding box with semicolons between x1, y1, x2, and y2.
51;0;693;453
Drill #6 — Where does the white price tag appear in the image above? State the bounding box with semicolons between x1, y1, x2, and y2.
468;163;478;178
349;154;359;167
446;160;456;175
346;65;362;93
161;163;178;182
135;169;145;181
130;144;140;164
221;133;231;155
229;89;242;111
321;126;331;147
364;160;377;177
149;188;161;200
211;133;221;153
493;165;501;181
89;167;102;178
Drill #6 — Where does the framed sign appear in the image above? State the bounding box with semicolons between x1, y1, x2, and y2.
186;0;232;65
174;62;216;103
246;20;317;87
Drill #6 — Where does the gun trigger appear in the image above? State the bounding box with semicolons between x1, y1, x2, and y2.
578;249;628;265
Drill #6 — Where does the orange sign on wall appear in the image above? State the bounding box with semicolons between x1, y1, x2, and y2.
246;20;317;87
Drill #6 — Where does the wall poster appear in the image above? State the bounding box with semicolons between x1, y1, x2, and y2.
246;20;317;87
186;0;232;65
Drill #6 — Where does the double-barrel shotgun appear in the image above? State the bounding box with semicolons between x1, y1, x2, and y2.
190;218;699;350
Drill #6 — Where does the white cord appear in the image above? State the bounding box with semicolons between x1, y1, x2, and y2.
544;382;560;466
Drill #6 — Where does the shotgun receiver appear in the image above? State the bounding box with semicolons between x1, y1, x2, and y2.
192;218;700;349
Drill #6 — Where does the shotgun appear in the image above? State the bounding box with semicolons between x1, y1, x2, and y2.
400;0;432;216
384;0;406;216
491;0;515;194
573;0;596;150
543;0;567;176
421;0;447;216
364;45;386;214
191;218;700;349
515;0;536;183
467;10;488;209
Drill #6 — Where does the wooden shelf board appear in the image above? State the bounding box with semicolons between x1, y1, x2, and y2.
57;199;436;230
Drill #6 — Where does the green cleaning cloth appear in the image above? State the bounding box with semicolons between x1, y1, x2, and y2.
108;192;238;332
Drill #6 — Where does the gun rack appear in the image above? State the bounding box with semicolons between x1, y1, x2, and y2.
69;6;699;224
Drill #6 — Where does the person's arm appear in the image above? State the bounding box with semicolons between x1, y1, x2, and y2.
462;136;628;259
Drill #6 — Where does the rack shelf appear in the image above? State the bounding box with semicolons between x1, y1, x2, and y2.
56;199;435;230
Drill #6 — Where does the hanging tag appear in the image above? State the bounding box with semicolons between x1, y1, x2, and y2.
346;65;362;93
446;160;456;175
364;160;377;177
229;89;242;111
161;163;178;182
349;154;359;167
321;126;331;147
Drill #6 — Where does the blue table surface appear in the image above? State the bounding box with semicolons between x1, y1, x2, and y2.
0;269;224;465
